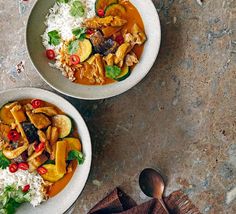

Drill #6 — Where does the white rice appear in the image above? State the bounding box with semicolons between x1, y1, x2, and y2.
0;168;46;207
42;0;96;51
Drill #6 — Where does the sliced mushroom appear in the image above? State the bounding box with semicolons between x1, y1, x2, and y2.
3;142;28;159
32;107;58;117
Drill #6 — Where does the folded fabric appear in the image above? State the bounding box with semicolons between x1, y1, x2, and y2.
88;188;201;214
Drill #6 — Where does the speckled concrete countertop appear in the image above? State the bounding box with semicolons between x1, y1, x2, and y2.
1;0;236;213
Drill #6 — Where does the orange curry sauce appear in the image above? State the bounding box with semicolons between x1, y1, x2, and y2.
75;0;145;85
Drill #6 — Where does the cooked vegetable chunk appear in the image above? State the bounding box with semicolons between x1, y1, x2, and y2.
26;111;51;129
41;164;64;182
52;115;72;138
64;138;82;153
22;122;39;144
55;141;67;174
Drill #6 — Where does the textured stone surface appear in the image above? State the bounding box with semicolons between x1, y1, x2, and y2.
1;0;236;213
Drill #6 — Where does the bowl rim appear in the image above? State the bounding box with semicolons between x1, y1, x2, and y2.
0;87;92;213
26;0;161;100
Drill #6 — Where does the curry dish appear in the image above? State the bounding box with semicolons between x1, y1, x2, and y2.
0;99;84;212
43;0;146;85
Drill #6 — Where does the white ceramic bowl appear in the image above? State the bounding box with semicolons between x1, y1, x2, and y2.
0;88;92;214
26;0;161;100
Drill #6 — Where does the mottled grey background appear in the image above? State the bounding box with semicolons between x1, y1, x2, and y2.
1;0;236;213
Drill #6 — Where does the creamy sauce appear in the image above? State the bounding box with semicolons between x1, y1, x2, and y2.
49;160;77;197
75;0;145;85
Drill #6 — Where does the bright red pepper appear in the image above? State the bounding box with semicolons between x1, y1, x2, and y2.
22;184;30;193
115;35;124;45
97;9;105;17
70;54;80;65
46;49;55;60
7;130;20;142
31;99;43;109
86;29;95;35
37;167;47;175
9;163;18;173
18;162;29;171
35;142;45;153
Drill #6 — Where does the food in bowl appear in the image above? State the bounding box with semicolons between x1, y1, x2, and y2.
42;0;147;85
0;99;84;213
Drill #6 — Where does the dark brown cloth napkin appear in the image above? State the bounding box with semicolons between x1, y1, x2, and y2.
88;188;201;214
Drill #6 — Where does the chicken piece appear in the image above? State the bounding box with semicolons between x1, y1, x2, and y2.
84;16;127;29
3;141;28;159
46;126;52;141
114;42;131;67
10;105;28;142
50;127;59;145
38;130;52;154
95;54;105;79
80;56;106;84
24;103;33;111
33;107;58;117
102;26;123;38
26;111;51;129
28;143;35;156
28;154;48;172
125;52;139;67
103;53;115;66
27;149;44;161
131;23;147;45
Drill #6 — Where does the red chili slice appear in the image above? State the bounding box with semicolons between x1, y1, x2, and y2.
115;35;124;45
97;9;105;17
35;142;45;153
46;49;55;60
86;29;95;35
7;130;20;142
31;99;43;109
18;162;29;171
22;184;30;193
9;163;18;173
70;54;80;65
37;167;47;175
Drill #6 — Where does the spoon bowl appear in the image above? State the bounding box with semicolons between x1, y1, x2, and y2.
139;168;169;213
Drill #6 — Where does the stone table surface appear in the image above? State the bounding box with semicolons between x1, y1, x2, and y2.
1;0;236;213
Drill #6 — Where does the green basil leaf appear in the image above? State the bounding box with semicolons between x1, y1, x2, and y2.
72;27;86;40
68;40;79;54
0;151;10;169
70;0;85;17
67;150;84;164
105;66;122;79
48;30;61;46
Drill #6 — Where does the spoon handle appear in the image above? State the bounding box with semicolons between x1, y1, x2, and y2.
158;198;169;214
